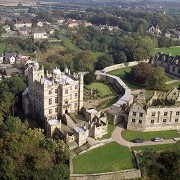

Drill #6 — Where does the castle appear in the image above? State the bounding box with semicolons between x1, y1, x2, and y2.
127;87;180;132
22;62;84;121
22;62;108;148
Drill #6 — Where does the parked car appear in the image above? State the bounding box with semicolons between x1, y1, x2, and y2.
133;138;145;143
153;138;163;142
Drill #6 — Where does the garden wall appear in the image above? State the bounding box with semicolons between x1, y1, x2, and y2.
70;169;141;180
102;59;149;73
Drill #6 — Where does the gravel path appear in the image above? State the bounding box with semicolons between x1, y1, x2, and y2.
111;123;176;148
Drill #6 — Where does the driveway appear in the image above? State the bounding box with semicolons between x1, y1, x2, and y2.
112;123;176;148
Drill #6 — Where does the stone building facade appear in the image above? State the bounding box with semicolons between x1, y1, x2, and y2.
152;52;180;77
22;62;84;122
127;87;180;132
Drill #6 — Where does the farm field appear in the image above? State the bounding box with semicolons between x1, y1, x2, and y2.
122;129;180;142
73;142;133;174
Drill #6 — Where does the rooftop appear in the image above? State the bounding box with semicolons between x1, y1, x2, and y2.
48;119;60;125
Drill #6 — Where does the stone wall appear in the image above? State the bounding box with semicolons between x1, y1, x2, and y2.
70;169;141;180
102;59;149;73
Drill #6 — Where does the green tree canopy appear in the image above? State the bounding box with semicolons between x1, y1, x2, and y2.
0;116;69;179
96;54;114;70
146;67;167;89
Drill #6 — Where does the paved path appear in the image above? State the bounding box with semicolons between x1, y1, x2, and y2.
112;123;176;148
166;80;180;84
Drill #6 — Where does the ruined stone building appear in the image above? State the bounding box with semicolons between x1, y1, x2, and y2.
127;87;180;132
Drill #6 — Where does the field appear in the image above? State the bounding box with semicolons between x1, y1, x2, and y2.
132;143;176;151
151;46;180;56
122;129;180;141
85;82;113;97
73;142;133;174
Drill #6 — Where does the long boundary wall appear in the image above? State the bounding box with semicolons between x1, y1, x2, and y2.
102;59;149;73
71;169;141;180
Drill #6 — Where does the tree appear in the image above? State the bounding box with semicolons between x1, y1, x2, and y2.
112;51;127;64
0;117;69;179
73;50;96;72
126;62;152;84
96;54;114;70
84;71;95;85
146;67;167;89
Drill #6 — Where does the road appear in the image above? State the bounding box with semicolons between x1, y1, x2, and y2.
112;123;176;148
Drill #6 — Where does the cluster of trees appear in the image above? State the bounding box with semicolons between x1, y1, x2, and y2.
0;116;69;179
139;142;180;180
126;62;167;89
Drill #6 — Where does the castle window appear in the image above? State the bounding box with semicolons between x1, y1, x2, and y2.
139;120;142;124
55;89;58;93
74;103;77;108
55;97;58;103
133;112;136;116
152;113;155;116
163;119;166;123
75;93;78;99
132;119;135;123
49;90;52;95
173;66;175;72
65;89;68;94
70;94;72;100
49;109;52;114
164;112;168;116
70;86;72;90
55;107;58;113
176;112;180;115
49;98;52;105
75;85;78;90
175;118;178;123
151;120;154;124
139;113;143;117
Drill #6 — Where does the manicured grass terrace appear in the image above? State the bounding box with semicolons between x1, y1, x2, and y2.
85;82;113;97
73;142;134;174
122;129;180;142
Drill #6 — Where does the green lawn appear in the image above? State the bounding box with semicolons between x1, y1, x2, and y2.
132;143;176;151
163;82;180;91
97;97;118;110
122;129;180;141
100;123;116;139
85;82;113;97
73;142;133;174
0;42;5;53
109;67;143;90
151;46;180;56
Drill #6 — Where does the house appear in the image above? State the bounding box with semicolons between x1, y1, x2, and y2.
127;88;180;132
57;18;65;25
33;30;48;39
3;67;19;76
18;27;28;36
37;20;44;27
14;21;25;29
3;25;10;32
148;25;161;35
24;21;32;28
0;56;3;63
4;53;17;64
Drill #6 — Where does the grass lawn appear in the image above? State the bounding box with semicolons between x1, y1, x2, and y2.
100;123;116;139
122;129;180;141
151;46;180;56
73;142;133;174
109;67;143;90
132;143;176;151
97;97;118;110
163;82;180;91
85;82;113;97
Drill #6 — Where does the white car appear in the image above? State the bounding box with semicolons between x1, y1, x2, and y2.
153;138;163;142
